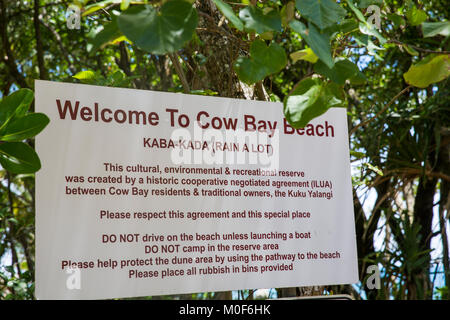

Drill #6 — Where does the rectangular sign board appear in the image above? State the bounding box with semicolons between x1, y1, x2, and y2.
35;80;358;299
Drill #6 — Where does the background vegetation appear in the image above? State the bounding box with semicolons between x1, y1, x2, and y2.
0;0;449;300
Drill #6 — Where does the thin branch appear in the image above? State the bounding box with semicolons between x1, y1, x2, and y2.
169;53;190;94
39;18;77;74
350;86;412;135
6;173;21;278
388;39;450;55
34;0;48;79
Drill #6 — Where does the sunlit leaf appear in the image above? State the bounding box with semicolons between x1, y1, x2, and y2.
289;20;334;68
0;89;34;132
403;54;450;88
239;5;282;34
212;0;244;31
284;78;345;128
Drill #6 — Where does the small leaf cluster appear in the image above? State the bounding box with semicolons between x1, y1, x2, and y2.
0;90;49;174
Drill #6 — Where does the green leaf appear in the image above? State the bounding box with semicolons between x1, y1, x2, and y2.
289;20;334;68
239;5;282;34
234;40;287;84
337;19;359;33
403;44;419;56
73;70;96;82
295;0;347;30
281;1;295;27
212;0;244;31
345;0;365;22
314;58;365;85
0;142;41;173
284;78;345;128
353;33;384;59
405;6;427;27
82;0;121;16
120;0;130;11
290;48;319;63
366;163;383;176
422;21;450;38
403;54;450;88
346;0;386;45
88;18;123;53
0;113;50;142
0;89;34;132
358;21;386;44
117;1;198;55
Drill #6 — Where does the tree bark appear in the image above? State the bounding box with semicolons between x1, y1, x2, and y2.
34;0;48;80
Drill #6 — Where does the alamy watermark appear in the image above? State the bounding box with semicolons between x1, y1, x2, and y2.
366;264;381;290
166;122;280;170
65;267;81;290
66;5;81;30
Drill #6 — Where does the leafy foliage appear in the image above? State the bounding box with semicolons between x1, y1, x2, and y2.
284;78;345;128
0;89;48;174
117;1;198;55
234;40;287;84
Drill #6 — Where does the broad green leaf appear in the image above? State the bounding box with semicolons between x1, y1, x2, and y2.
295;0;347;30
239;5;282;34
0;113;50;142
259;31;274;40
120;0;130;11
284;78;345;128
82;0;121;16
314;59;366;85
0;89;34;132
88;18;123;53
290;48;319;63
337;19;359;34
212;0;244;31
289;20;334;68
234;40;287;84
0;142;41;173
73;70;96;81
403;54;450;88
405;6;427;27
281;1;295;27
422;21;450;38
345;0;366;22
117;1;198;55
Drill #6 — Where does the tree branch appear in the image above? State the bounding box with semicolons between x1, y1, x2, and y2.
39;18;77;75
169;53;190;94
6;173;21;278
0;0;28;88
388;39;450;55
34;0;48;79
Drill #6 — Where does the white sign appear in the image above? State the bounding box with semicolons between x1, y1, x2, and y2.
35;80;358;299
